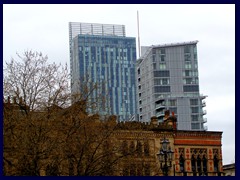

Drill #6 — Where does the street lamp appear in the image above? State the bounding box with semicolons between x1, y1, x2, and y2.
157;137;174;176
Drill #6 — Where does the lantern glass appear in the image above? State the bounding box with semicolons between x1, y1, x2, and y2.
168;149;173;161
157;151;164;163
161;138;169;151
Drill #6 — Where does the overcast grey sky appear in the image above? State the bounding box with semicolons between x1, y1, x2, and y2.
3;4;235;165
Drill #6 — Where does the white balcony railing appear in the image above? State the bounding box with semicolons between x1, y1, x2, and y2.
156;112;165;117
155;104;165;109
203;118;207;123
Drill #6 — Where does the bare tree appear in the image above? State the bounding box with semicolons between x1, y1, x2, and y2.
3;50;128;176
3;51;70;175
4;51;70;111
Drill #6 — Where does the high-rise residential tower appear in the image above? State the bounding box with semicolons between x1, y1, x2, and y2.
69;22;137;121
136;41;207;130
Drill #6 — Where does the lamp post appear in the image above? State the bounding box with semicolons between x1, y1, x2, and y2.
157;137;174;176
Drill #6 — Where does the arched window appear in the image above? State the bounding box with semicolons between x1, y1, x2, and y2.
202;155;207;176
197;155;202;176
191;155;196;174
179;154;185;172
214;154;219;172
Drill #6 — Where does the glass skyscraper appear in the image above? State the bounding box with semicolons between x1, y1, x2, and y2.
69;22;137;121
136;41;207;131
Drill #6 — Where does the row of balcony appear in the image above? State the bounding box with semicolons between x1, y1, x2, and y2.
155;104;165;110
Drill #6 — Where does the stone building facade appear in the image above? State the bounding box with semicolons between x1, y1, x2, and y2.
113;115;223;176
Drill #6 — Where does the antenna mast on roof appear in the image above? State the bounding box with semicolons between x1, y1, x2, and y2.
137;11;141;58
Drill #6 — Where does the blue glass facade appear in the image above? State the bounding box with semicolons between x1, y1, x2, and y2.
71;34;137;121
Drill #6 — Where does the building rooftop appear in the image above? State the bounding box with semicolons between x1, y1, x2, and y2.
152;40;199;48
137;40;199;65
69;22;126;41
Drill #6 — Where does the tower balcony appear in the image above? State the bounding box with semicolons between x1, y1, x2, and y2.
203;118;207;123
200;94;207;99
201;110;207;115
155;104;165;110
156;111;165;117
201;101;206;107
155;99;165;111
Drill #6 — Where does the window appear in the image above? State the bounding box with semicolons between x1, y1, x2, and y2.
202;155;207;175
154;79;169;85
184;70;192;77
152;48;156;54
154;86;171;93
160;48;166;54
190;99;198;106
185;62;192;69
137;68;140;75
197;155;202;175
183;78;193;84
184;45;191;53
194;54;198;61
191;149;208;176
194;62;198;69
193;45;197;53
183;85;199;92
153;63;156;70
160;55;165;62
191;123;200;129
184;53;191;61
191;115;199;121
153;70;170;77
191;155;196;173
162;79;168;85
159;63;166;70
152;55;156;62
214;155;219;172
191;107;199;113
169;99;177;106
194;45;197;61
179;155;185;172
